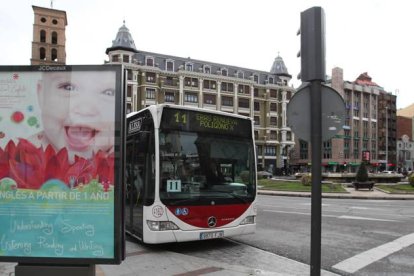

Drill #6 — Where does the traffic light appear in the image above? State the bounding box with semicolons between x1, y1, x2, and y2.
297;7;326;82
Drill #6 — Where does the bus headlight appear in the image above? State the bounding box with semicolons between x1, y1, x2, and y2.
240;216;255;225
147;220;180;231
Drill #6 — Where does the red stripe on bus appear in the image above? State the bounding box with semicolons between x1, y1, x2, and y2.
167;204;250;228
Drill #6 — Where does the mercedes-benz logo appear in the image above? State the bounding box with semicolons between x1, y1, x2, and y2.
207;216;217;228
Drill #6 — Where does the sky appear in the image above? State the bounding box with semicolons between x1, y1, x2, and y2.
1;0;413;109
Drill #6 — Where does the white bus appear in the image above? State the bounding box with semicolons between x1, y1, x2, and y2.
125;104;257;244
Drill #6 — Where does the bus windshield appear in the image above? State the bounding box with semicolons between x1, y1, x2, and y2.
159;130;255;205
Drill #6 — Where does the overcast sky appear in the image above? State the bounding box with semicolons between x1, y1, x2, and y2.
1;0;412;109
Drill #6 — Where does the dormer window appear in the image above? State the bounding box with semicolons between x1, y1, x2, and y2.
237;71;244;79
221;68;228;76
185;62;193;71
268;77;274;84
166;59;174;71
204;65;211;74
146;57;154;66
253;74;259;83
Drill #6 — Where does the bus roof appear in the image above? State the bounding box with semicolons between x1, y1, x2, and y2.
126;104;253;121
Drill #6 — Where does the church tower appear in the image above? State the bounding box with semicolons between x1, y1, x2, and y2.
31;5;67;65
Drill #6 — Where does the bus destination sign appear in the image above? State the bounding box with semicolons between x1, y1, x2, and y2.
161;107;251;138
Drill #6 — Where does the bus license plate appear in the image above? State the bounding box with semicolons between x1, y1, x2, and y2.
200;231;224;240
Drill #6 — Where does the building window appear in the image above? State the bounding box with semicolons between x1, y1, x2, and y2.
146;88;156;99
165;76;174;86
51;31;57;44
203;79;216;90
127;85;132;98
39;47;46;60
221;68;228;76
270;103;277;112
238;85;249;95
270;117;277;126
112;55;119;62
40;17;47;23
253;74;259;83
237;71;244;79
146;57;154;66
146;72;156;83
204;65;211;74
165;92;175;102
323;140;332;159
185;63;193;71
300;140;308;159
184;77;198;87
127;69;132;80
254;101;260;111
221;82;234;92
222;96;233;106
123;55;130;63
40;30;46;43
166;60;174;71
204;94;216;105
270;90;277;98
51;48;57;62
254;116;260;125
238;98;249;108
185;92;198;103
268;77;274;84
126;103;132;113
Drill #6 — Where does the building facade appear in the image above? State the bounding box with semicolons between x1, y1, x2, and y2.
31;5;67;65
105;23;295;174
290;68;397;173
397;104;414;171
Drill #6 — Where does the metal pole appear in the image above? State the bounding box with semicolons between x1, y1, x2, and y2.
310;80;322;276
385;107;388;171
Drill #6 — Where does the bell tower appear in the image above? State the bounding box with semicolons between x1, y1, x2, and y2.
31;5;67;65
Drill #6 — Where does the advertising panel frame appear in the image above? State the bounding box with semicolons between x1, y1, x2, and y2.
0;65;124;265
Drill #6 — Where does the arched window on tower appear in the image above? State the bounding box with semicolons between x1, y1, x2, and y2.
40;30;46;43
51;48;58;62
40;47;46;60
52;32;58;44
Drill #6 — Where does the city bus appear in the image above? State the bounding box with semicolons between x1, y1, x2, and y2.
125;104;257;244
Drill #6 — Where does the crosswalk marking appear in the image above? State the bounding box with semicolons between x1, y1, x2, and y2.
332;232;414;274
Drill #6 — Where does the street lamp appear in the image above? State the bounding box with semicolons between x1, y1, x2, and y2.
262;135;267;171
385;106;388;171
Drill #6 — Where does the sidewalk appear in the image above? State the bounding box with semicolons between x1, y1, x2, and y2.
0;239;339;276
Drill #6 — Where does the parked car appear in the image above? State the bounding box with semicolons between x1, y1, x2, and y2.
257;171;272;179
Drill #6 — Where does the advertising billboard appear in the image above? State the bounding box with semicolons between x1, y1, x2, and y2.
0;65;124;264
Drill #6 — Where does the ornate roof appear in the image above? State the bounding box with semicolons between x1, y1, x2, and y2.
105;21;137;54
270;54;290;76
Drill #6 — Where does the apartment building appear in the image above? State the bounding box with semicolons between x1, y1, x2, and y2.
105;23;295;174
290;67;397;173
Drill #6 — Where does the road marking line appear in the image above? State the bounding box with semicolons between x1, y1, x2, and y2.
332;232;414;274
262;210;337;218
338;215;399;222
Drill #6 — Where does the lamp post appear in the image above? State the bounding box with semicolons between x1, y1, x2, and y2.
385;106;388;171
262;135;267;171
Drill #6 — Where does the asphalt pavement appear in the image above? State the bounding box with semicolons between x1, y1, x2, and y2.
1;185;413;276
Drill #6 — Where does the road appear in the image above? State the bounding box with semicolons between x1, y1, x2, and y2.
234;195;414;275
164;195;414;275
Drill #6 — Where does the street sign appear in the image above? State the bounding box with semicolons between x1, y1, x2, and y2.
287;84;346;142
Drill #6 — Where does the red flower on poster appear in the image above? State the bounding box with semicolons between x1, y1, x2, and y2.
0;139;114;190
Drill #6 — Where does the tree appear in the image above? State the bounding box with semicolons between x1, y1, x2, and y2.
356;162;369;183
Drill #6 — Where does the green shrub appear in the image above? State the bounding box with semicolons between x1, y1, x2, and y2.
301;174;311;186
356;162;368;182
408;173;414;187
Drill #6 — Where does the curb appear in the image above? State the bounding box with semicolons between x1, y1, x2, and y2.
258;189;414;200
